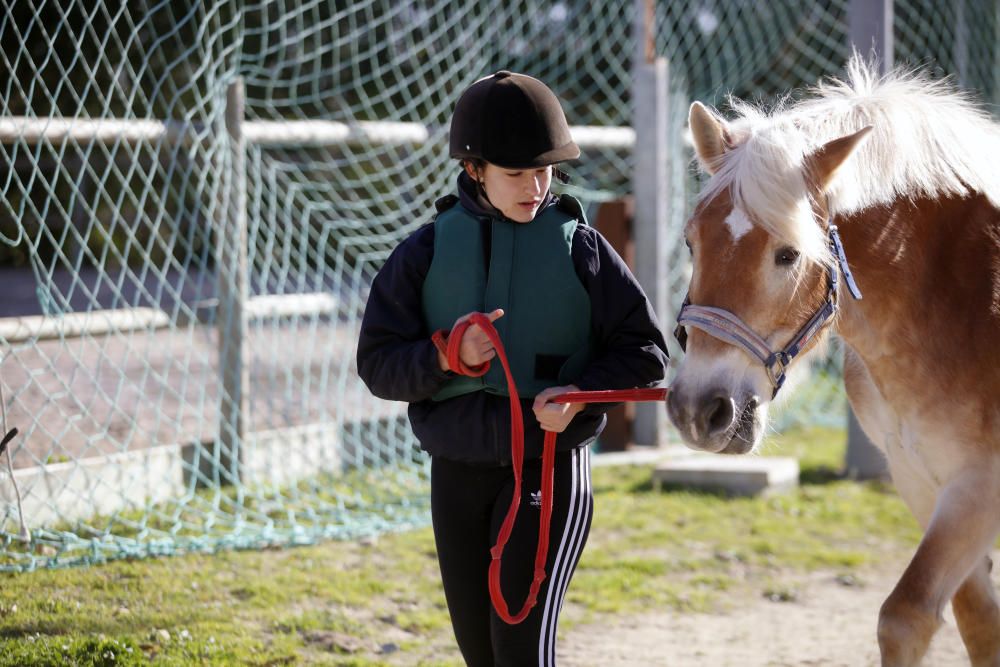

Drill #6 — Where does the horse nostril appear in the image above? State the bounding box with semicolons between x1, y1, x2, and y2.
699;395;735;438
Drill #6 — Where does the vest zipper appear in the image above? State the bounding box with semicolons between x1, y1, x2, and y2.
502;222;518;465
506;219;517;379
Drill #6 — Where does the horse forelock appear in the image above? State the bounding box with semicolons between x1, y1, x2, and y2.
696;120;833;268
695;55;1000;263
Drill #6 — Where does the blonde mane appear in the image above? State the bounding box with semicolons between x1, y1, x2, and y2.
698;56;1000;263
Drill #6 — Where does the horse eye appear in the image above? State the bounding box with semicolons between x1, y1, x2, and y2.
685;239;692;255
775;247;800;266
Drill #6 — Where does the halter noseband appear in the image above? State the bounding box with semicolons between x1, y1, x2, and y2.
673;221;862;398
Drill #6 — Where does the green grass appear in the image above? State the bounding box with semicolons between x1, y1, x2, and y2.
0;427;923;665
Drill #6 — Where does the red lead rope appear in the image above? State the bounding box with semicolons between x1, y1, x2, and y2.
438;312;669;624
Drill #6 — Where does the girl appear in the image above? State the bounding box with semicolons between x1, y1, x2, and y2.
357;70;668;666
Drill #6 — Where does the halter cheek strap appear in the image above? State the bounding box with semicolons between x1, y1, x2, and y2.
673;221;861;398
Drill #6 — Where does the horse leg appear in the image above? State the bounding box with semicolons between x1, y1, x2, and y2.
878;468;1000;667
875;444;937;666
844;349;1000;664
952;555;1000;667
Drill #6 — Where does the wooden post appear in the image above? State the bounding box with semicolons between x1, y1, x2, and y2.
216;78;249;486
845;0;891;479
631;0;670;446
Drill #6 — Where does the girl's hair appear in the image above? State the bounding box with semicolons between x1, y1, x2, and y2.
461;158;486;173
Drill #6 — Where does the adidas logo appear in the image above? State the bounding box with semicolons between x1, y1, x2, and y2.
529;490;542;508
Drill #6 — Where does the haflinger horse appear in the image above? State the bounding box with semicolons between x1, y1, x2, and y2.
667;57;1000;666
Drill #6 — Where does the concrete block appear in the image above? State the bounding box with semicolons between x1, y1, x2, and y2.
651;455;799;496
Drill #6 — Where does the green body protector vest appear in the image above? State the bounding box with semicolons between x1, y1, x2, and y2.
422;195;594;401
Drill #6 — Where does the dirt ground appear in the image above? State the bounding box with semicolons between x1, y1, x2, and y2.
558;555;1000;667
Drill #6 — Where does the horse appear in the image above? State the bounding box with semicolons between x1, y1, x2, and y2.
666;57;1000;667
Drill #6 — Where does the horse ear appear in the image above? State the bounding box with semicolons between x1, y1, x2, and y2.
688;101;733;175
805;126;873;192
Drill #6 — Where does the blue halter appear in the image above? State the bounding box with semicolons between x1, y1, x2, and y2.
673;221;862;398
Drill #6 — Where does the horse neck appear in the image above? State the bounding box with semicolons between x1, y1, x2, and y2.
834;192;1000;396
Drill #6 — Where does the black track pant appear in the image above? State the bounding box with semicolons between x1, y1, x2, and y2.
431;447;593;667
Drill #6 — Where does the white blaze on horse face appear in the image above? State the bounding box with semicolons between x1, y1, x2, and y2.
724;207;753;241
675;346;753;405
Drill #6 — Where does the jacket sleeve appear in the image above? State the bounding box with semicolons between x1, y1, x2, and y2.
571;225;670;394
356;223;453;403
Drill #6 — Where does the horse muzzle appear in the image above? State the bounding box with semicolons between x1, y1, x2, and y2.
667;386;761;454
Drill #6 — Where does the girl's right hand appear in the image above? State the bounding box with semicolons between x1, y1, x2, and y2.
448;309;504;370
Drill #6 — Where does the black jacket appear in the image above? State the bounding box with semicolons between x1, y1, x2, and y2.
356;174;669;465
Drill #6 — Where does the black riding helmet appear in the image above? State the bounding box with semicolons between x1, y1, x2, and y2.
449;71;580;169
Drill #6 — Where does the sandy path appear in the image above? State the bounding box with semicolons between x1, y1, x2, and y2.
559;554;1000;667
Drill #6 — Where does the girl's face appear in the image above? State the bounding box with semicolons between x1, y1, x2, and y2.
466;162;553;223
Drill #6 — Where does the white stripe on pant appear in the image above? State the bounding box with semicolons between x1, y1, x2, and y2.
539;446;593;666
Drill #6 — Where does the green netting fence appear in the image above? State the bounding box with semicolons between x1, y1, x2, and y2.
0;0;997;571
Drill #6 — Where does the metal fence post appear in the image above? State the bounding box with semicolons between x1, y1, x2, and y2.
216;78;249;486
845;0;891;479
953;0;968;88
631;0;670;446
996;3;1000;105
850;0;893;67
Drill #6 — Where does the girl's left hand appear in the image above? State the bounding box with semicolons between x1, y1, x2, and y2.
532;385;584;433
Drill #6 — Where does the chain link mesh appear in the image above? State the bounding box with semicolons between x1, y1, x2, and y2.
0;0;996;570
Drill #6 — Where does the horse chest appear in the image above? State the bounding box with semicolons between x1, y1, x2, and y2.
845;358;959;489
864;405;961;494
896;419;953;487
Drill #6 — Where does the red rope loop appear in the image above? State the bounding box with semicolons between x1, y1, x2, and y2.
431;323;489;377
450;312;669;625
